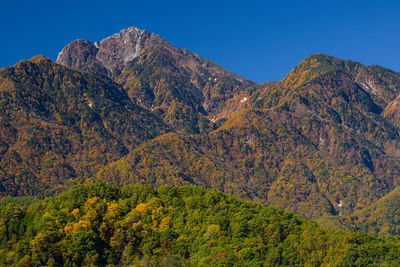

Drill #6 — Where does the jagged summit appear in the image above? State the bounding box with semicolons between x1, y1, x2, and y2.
56;26;228;78
56;26;164;77
96;26;149;46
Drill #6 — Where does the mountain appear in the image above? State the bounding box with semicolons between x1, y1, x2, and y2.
3;26;400;234
251;54;400;216
95;53;400;219
56;27;255;133
0;55;167;196
1;182;400;266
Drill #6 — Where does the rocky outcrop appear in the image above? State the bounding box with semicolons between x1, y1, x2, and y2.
57;27;249;79
56;39;109;76
57;28;165;77
57;27;215;79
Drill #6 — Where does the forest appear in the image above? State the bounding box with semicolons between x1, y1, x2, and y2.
1;182;400;266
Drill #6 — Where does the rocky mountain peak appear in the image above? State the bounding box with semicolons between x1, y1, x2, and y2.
96;26;147;47
56;26;166;78
55;27;254;123
95;27;153;62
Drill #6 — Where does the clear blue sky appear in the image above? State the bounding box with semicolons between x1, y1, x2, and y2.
2;0;400;83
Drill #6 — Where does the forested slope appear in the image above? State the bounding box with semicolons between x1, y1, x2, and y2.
1;182;400;266
0;56;166;196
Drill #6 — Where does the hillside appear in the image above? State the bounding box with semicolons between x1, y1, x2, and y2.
0;56;167;196
1;182;400;266
96;53;400;218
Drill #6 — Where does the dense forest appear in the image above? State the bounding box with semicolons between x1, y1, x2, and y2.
1;182;400;266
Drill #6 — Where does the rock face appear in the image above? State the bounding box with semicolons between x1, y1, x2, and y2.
56;39;108;76
56;27;255;133
57;27;165;78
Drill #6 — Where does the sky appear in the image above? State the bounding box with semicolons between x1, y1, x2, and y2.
2;0;400;83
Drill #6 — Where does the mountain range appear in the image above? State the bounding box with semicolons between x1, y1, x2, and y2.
1;26;400;236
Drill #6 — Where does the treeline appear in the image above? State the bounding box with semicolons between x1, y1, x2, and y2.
0;182;400;266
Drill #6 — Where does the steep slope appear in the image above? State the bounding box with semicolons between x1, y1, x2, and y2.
2;182;400;266
97;54;400;219
0;56;167;196
56;27;256;133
